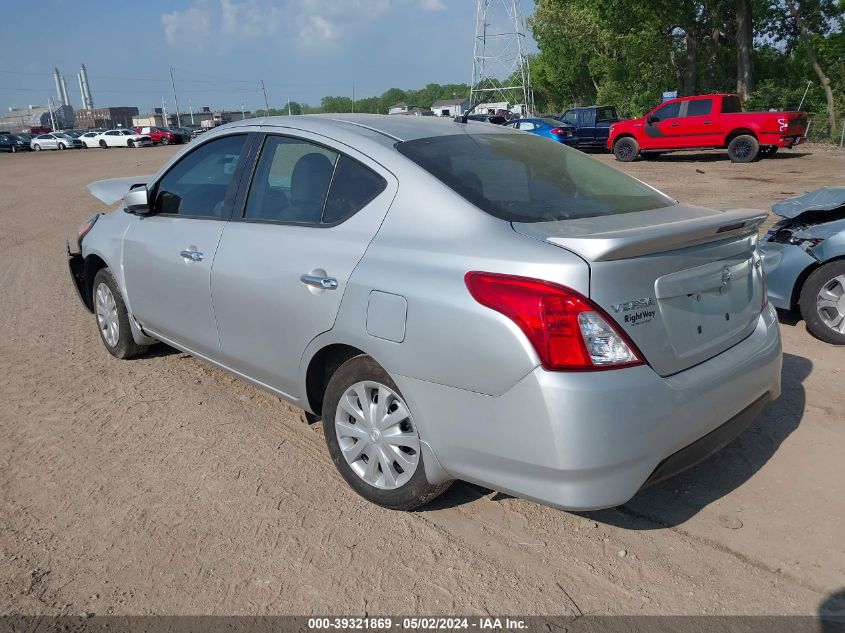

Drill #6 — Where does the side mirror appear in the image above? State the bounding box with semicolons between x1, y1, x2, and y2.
124;186;150;214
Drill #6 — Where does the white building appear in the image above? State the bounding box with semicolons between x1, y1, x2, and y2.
431;98;471;117
388;102;411;115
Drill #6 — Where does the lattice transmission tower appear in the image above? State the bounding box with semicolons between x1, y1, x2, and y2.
469;0;534;117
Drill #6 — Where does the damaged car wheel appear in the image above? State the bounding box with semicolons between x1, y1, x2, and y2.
800;261;845;345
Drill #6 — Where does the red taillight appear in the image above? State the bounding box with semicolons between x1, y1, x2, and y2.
550;127;565;135
465;272;644;371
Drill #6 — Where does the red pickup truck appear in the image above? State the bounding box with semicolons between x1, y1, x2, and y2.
607;94;808;163
133;126;185;145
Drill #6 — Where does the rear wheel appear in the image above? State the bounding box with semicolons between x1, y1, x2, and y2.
799;261;845;345
92;268;148;359
33;144;41;151
613;137;639;162
322;355;451;510
727;134;759;163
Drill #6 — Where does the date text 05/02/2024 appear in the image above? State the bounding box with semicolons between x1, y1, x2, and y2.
307;617;529;630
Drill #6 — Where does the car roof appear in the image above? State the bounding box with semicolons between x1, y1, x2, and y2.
225;114;517;147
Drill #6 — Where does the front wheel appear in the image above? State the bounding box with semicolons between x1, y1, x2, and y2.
99;140;107;149
128;139;135;148
160;138;169;145
92;268;149;359
727;134;759;163
10;145;16;153
613;137;639;162
799;261;845;345
322;355;451;510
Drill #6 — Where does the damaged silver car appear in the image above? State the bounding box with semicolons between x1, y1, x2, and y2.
761;187;845;344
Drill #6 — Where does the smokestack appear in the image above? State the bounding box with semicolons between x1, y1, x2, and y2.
59;74;70;106
79;64;93;109
77;72;86;109
53;68;63;106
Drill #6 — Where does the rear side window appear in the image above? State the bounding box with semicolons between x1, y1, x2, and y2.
322;156;386;224
687;99;713;117
153;134;246;217
595;107;617;123
244;135;385;225
561;111;578;125
397;134;673;222
721;96;743;113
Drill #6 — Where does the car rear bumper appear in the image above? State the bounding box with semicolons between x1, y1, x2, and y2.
393;304;782;510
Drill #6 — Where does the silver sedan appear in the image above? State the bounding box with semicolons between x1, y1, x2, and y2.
66;115;782;511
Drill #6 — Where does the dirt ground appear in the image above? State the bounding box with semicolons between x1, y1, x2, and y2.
1;143;843;618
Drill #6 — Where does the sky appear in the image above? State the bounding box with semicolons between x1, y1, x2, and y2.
0;0;537;115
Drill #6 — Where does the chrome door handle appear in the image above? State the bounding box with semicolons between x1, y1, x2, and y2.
300;274;338;290
180;250;203;261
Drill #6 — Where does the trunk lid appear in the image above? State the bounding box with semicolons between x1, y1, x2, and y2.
513;204;768;376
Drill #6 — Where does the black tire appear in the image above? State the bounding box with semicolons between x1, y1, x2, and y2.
99;140;107;149
727;134;759;163
91;268;149;359
322;355;452;510
128;139;135;148
33;144;41;151
613;137;639;162
160;138;169;145
799;261;845;345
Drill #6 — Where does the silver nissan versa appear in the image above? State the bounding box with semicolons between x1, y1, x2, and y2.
67;114;782;511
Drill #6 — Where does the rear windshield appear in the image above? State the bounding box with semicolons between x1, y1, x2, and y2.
396;133;674;222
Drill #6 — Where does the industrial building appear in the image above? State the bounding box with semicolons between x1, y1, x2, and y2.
74;107;139;130
0;104;74;133
133;106;252;129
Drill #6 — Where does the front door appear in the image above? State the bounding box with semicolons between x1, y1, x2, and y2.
123;133;250;357
642;100;684;149
211;132;397;399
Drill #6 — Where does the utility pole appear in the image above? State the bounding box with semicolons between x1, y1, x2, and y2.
240;99;245;120
352;81;355;113
169;66;182;127
260;80;270;114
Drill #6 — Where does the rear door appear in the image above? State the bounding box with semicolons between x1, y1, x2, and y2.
677;97;717;146
211;131;397;398
122;132;254;357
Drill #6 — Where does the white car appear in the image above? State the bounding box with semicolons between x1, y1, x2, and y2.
96;129;153;149
80;131;102;149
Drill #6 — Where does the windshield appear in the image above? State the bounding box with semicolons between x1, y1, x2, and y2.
396;133;674;222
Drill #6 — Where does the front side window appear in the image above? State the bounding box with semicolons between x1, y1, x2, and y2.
396;133;673;223
686;99;713;117
153;134;246;217
244;135;386;225
652;102;680;121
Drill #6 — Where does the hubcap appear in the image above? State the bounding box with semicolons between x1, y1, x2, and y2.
95;282;120;347
816;274;845;334
335;381;420;490
734;140;751;158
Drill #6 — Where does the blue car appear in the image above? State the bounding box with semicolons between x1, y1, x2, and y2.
760;187;845;344
505;117;575;144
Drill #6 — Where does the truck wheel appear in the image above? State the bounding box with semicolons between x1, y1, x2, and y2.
799;261;845;345
727;135;759;163
613;137;639;162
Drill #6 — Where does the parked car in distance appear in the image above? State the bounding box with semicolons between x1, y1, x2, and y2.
554;105;619;150
97;129;153;148
79;131;102;148
761;187;845;344
67;115;781;512
465;113;507;125
608;94;809;163
16;133;34;145
505;117;576;144
0;133;31;152
134;126;184;145
31;133;83;151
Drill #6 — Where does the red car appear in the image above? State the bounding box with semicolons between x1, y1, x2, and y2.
133;126;185;145
608;94;809;163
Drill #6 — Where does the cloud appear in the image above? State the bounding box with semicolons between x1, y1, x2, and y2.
162;2;213;49
161;0;445;51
